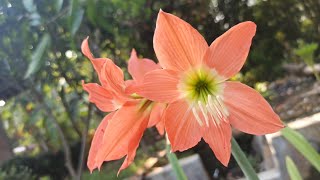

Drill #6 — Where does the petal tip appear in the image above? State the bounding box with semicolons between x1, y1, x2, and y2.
130;48;137;58
81;37;94;59
243;21;257;33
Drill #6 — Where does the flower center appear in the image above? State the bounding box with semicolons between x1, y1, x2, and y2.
178;66;229;126
178;66;223;103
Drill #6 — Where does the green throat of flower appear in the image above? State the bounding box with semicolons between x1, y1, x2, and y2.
178;66;229;126
179;66;223;103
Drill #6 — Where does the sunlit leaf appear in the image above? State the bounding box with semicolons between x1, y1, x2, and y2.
71;9;84;36
286;156;302;180
55;0;64;12
24;34;51;78
281;127;320;172
22;0;36;13
69;0;84;37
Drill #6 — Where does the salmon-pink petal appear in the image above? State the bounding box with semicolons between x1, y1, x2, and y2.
155;119;165;136
154;10;208;71
128;49;161;83
223;82;284;135
118;115;148;175
124;80;142;95
148;103;166;128
81;37;109;87
165;100;202;152
95;101;149;169
139;69;180;103
202;120;232;166
124;80;135;87
203;22;256;80
101;59;128;101
87;112;117;172
82;81;120;112
81;37;95;60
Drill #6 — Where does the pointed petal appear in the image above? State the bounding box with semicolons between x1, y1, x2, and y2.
81;37;108;86
128;49;161;83
148;103;166;127
154;10;208;71
95;101;149;169
139;69;181;103
101;59;129;101
156;119;165;136
81;37;94;60
223;82;284;135
204;22;256;80
82;81;120;112
118;115;148;175
165;100;202;151
87;112;116;172
202;120;232;166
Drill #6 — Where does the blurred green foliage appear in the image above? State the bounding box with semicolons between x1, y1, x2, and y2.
0;0;320;178
0;165;36;180
294;40;320;80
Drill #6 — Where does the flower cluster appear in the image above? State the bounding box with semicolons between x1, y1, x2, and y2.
82;10;284;174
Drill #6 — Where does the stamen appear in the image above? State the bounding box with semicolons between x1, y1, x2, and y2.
216;96;229;116
198;101;209;126
209;95;223;120
192;108;203;126
207;95;221;124
211;97;225;119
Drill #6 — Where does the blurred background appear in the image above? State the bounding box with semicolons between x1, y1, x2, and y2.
0;0;319;179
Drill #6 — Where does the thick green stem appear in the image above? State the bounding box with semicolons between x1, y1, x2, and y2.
165;138;187;180
231;137;259;180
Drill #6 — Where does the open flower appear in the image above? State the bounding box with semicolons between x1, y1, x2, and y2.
140;10;284;166
81;38;165;173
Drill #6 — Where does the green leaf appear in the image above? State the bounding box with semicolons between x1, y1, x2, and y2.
165;143;187;180
231;137;259;180
281;127;320;172
22;0;36;13
87;0;97;25
71;9;84;36
55;0;64;12
24;34;51;78
69;0;84;37
286;156;302;180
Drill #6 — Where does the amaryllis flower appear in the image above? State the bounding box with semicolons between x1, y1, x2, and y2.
139;10;284;166
81;38;165;173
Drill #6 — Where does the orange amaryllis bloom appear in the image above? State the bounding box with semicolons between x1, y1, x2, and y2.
140;10;284;166
81;38;165;173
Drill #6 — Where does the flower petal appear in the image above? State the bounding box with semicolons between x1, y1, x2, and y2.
154;10;208;71
223;81;284;135
101;59;128;101
128;49;160;83
81;37;109;87
140;69;180;103
148;103;166;128
202;120;232;166
156;119;165;136
82;81;120;112
87;112;117;172
95;101;149;170
118;115;148;175
203;22;256;80
165;100;202;152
